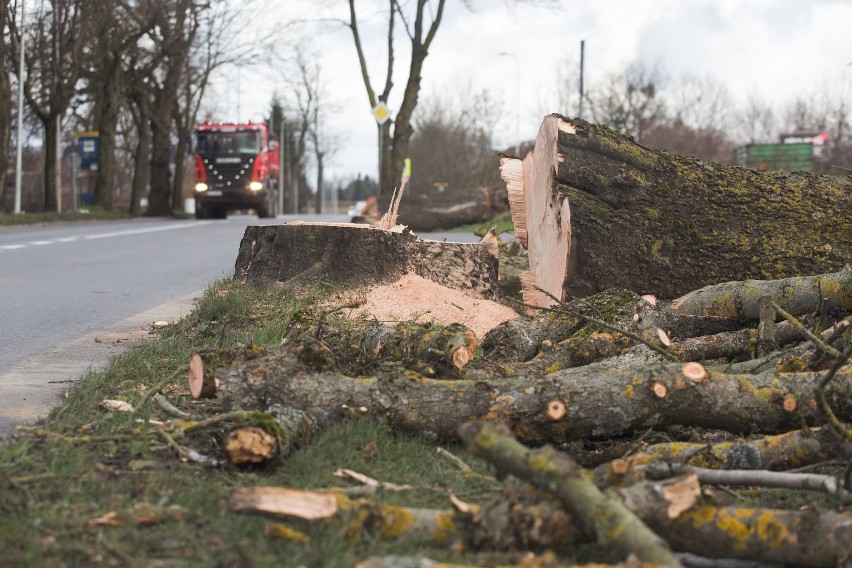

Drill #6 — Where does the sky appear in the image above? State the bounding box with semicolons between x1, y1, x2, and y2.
206;0;852;183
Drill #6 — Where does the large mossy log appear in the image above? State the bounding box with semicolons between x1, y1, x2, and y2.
506;114;851;301
234;222;500;299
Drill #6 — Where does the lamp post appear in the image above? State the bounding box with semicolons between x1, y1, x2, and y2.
14;0;25;213
498;52;520;147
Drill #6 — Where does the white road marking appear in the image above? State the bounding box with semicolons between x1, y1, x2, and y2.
1;222;206;252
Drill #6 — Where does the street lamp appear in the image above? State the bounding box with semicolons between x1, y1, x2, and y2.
498;52;520;147
14;0;26;214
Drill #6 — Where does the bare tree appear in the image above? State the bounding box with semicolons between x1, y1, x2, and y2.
348;0;446;196
86;0;153;210
0;0;12;205
587;62;668;143
8;0;91;211
408;87;503;195
736;94;776;144
142;0;200;216
171;0;268;211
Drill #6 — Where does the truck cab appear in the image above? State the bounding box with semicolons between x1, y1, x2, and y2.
193;121;279;219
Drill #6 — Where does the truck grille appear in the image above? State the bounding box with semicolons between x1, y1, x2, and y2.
201;155;256;189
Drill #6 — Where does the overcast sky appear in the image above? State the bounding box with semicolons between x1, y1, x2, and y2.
207;0;852;183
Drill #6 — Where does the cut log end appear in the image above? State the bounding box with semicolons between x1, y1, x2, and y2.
546;399;567;421
681;362;708;383
224;426;279;465
500;157;527;247
783;395;798;413
189;353;218;399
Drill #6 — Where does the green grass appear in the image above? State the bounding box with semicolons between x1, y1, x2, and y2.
0;207;131;226
0;280;507;567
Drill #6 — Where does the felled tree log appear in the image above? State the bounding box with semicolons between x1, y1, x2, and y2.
504;114;851;301
631;427;852;471
368;186;509;232
459;421;683;567
234;222;500;300
208;338;852;443
671;268;852;321
362;322;478;376
652;504;852;568
229;477;697;556
189;345;268;399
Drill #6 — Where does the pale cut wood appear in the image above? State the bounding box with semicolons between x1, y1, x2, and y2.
500;117;573;310
229;487;339;520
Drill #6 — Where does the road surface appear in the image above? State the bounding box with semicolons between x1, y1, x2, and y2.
0;215;480;435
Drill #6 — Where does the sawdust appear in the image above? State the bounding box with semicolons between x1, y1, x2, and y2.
347;271;519;340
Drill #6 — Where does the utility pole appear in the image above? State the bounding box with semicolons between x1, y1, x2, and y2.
53;0;61;211
579;40;585;120
278;120;284;217
14;0;26;213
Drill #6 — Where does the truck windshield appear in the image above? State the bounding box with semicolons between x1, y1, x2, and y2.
196;130;262;155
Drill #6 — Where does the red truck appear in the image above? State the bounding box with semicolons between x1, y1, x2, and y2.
192;120;279;219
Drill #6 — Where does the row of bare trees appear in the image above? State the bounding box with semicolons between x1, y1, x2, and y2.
551;60;852;171
0;0;265;214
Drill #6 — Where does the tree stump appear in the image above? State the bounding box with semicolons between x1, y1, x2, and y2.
504;114;851;302
234;222;500;300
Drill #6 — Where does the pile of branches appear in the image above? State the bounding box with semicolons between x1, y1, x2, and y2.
176;268;851;567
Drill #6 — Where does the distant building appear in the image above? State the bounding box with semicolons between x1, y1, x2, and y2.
734;131;829;172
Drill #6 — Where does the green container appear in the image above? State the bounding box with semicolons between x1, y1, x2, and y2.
734;143;813;172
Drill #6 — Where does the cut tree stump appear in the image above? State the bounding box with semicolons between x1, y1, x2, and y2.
235;222;501;299
503;114;851;302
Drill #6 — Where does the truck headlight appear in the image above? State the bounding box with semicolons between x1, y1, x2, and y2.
249;181;263;191
195;183;208;192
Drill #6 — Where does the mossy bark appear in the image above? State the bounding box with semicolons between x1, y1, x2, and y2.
516;115;851;300
630;427;852;471
654;504;851;567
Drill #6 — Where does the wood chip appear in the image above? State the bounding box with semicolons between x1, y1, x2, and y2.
229;487;338;520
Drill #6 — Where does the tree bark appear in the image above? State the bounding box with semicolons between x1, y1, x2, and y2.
206;339;852;444
506;114;851;301
234;223;500;300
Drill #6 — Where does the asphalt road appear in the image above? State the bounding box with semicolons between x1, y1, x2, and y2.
0;214;480;435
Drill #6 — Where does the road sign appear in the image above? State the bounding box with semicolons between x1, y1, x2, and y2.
372;102;391;125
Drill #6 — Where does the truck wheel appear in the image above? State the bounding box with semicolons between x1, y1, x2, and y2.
195;206;207;219
257;206;270;218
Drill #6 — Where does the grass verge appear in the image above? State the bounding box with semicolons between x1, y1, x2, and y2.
0;207;131;226
0;280;506;567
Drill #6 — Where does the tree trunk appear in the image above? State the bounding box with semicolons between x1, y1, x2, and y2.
128;95;151;216
506;114;851;301
40;113;60;212
146;109;174;216
92;55;122;211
